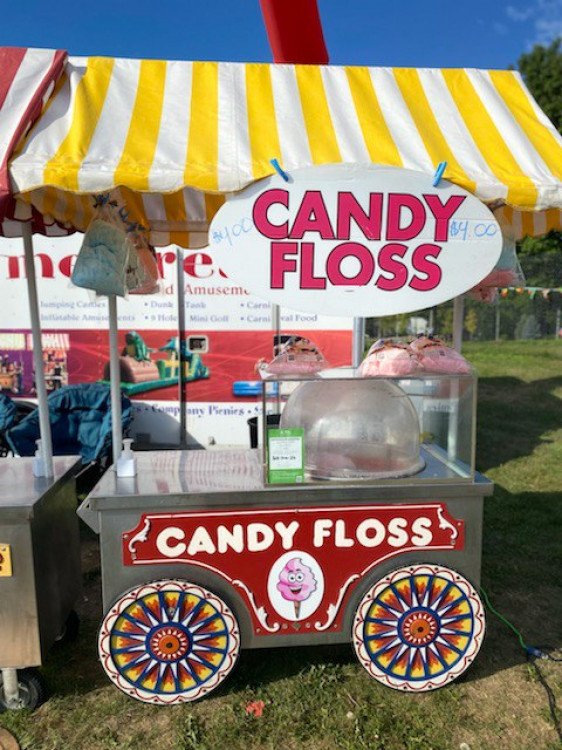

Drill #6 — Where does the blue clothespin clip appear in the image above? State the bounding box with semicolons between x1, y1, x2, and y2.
433;161;447;187
270;158;290;182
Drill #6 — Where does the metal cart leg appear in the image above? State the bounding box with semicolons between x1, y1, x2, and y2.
1;669;20;709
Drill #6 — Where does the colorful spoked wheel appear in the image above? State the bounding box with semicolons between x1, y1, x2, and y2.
353;565;485;692
98;580;240;705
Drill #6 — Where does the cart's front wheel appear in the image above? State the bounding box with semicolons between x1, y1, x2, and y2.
352;564;485;692
98;580;240;705
0;668;46;711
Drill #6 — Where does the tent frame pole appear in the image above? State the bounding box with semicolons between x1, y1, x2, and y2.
352;317;365;368
108;296;122;466
271;304;281;413
452;296;464;353
22;222;54;477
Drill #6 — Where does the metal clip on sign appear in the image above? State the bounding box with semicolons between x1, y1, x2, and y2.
270;158;290;182
433;161;447;187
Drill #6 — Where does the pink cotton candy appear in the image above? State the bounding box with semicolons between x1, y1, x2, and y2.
258;336;328;376
410;336;471;375
359;340;419;377
469;286;499;303
479;269;519;288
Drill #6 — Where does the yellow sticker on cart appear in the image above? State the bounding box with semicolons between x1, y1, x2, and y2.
0;544;12;577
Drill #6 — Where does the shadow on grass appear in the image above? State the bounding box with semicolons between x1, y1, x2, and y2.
476;375;562;471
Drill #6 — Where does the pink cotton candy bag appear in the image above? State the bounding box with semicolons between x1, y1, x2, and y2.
409;336;471;375
258;336;328;375
358;339;418;377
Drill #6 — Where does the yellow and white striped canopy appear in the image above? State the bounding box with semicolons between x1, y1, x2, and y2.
9;56;562;247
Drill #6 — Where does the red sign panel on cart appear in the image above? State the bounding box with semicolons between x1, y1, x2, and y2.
123;503;464;636
209;164;503;317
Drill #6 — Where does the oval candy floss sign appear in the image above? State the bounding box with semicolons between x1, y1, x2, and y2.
209;164;503;317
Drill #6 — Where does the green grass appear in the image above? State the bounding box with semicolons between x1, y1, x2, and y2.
1;340;561;750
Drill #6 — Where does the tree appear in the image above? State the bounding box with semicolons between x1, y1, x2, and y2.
517;40;562;289
518;39;562;132
464;308;479;340
519;232;562;286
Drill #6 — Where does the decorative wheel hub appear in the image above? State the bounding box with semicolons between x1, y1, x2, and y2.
400;610;438;646
149;626;191;662
99;581;240;705
353;565;485;692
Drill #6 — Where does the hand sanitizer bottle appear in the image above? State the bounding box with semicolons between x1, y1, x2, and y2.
117;439;136;478
33;439;45;477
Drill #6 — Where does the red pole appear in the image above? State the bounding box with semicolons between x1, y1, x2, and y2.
259;0;329;64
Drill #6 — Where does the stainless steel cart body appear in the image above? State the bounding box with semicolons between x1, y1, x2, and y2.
0;457;80;670
81;449;491;686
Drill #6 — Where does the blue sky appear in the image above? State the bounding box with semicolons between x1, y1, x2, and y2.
1;0;561;68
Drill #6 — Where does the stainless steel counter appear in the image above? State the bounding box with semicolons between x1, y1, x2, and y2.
86;447;490;513
0;456;79;518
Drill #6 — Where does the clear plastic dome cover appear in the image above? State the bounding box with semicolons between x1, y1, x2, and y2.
279;379;424;480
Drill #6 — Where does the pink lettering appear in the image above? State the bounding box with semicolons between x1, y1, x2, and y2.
326;243;374;286
423;194;466;242
386;194;426;241
300;242;326;289
289;191;335;240
336;192;382;240
253;189;289;239
376;244;408;291
270;242;298;288
409;244;442;291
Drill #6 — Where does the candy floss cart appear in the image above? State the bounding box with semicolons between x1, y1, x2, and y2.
77;164;502;703
6;53;562;705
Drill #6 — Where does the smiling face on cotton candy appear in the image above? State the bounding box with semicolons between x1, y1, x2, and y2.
276;558;317;602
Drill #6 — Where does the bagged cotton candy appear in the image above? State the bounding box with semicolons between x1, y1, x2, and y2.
126;230;160;295
409;335;471;375
358;339;418;377
258;336;328;375
469;237;525;302
72;194;160;298
72;217;129;297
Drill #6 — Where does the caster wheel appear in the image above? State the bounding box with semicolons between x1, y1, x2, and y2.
98;580;240;705
54;609;80;645
0;668;47;711
352;564;485;692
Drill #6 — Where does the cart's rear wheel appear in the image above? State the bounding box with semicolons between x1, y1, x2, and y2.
0;668;46;711
98;580;240;705
352;564;485;692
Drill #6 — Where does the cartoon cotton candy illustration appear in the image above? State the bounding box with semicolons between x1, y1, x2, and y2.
276;557;317;619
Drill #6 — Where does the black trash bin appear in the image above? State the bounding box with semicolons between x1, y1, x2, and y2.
247;414;281;448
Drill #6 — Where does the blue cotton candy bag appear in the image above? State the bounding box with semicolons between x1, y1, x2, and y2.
72;217;129;297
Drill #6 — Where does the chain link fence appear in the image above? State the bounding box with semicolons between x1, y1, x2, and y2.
369;293;562;342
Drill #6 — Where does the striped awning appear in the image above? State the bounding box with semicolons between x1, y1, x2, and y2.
0;47;74;239
7;54;562;246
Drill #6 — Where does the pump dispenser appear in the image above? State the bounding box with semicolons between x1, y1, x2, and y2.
117;439;137;478
33;439;45;477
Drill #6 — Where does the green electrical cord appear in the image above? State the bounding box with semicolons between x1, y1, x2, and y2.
480;586;530;653
480;586;562;743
